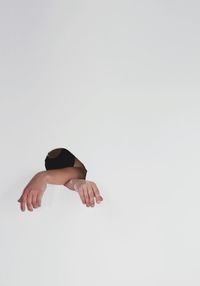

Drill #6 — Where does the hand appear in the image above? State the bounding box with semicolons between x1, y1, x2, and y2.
74;180;103;207
17;172;47;212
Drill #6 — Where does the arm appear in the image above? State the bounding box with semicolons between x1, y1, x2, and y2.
64;157;87;190
18;165;87;212
44;166;104;208
63;158;103;206
44;166;87;185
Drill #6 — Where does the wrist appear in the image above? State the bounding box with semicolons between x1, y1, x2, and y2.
65;178;85;191
64;179;77;190
37;171;49;184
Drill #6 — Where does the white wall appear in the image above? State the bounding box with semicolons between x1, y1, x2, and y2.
0;1;200;285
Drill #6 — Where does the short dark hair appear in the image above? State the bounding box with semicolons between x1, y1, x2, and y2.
45;148;75;170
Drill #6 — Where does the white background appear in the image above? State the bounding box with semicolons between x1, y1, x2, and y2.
0;0;200;285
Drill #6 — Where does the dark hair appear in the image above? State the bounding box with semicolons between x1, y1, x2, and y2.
45;148;76;170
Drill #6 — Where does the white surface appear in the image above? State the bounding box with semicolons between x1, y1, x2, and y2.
0;1;200;285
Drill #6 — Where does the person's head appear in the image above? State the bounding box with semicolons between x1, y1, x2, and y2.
45;148;76;170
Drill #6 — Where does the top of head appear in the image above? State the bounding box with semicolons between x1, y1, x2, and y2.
45;148;75;170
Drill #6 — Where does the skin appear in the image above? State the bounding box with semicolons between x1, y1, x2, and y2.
64;179;103;208
18;157;103;212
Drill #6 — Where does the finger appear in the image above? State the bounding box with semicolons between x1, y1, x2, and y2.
78;188;86;205
18;192;25;203
92;183;103;204
20;195;27;212
32;192;38;208
19;190;29;211
88;184;95;207
27;191;33;211
83;185;90;207
36;191;44;208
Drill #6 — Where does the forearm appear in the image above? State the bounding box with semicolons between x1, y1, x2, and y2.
41;167;87;186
